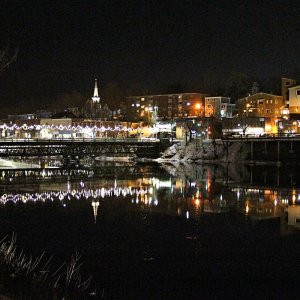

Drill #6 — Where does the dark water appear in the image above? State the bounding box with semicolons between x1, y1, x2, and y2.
1;160;300;298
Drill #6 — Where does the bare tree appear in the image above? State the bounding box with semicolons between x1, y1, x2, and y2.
0;44;18;75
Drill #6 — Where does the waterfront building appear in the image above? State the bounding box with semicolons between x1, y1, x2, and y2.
281;77;297;103
125;92;209;121
204;96;234;118
7;113;37;121
236;92;284;132
287;85;300;116
285;85;300;132
0;117;139;140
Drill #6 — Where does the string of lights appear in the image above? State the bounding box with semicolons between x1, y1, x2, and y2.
0;124;132;132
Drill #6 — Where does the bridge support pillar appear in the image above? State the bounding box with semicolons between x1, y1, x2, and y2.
277;141;280;163
264;142;267;159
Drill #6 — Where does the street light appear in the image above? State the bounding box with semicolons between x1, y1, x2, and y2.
195;103;201;116
246;103;250;116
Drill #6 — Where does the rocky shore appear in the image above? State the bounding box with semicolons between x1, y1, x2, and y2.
159;139;250;163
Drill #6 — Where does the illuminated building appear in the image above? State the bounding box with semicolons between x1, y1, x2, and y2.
281;77;296;103
125;93;209;121
204;96;234;118
288;85;300;116
236;93;284;133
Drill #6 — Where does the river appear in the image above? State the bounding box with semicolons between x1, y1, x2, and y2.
0;159;300;298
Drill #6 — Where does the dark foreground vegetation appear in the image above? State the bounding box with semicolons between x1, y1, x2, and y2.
0;234;91;299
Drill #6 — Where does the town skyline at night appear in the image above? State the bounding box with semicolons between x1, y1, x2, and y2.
1;0;300;117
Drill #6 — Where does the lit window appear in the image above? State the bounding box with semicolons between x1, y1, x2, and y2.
141;97;145;101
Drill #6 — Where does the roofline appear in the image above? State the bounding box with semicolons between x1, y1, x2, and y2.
238;92;282;100
281;77;296;81
205;96;230;99
126;92;209;98
288;85;300;89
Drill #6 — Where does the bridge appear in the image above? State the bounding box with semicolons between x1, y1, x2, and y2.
0;138;163;159
224;134;300;164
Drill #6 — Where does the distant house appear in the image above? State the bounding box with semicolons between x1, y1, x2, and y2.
7;113;37;121
288;85;300;118
236;93;284;119
281;77;297;103
204;97;234;118
236;92;284;133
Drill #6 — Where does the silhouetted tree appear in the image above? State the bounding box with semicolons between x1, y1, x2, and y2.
0;44;18;75
165;81;189;94
52;91;86;111
102;82;123;110
125;82;149;96
225;72;252;102
260;77;281;95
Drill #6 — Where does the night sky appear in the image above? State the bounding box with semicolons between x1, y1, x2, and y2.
1;0;300;115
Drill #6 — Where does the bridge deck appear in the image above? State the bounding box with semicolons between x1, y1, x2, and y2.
0;138;162;158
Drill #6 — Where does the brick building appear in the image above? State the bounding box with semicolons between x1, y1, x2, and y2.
125;92;209;121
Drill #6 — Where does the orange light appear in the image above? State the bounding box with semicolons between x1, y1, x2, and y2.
195;103;201;110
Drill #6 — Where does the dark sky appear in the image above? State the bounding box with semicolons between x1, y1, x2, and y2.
1;0;300;114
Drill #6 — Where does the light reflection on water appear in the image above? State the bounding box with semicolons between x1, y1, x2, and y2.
2;161;300;297
1;161;300;232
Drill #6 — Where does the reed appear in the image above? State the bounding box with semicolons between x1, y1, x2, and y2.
0;234;92;299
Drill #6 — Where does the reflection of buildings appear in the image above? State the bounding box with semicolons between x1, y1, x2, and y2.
91;200;100;223
2;162;300;233
203;199;229;213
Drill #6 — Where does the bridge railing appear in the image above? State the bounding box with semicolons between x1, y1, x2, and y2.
224;133;300;140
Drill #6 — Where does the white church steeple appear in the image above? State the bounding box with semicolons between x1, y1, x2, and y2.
92;78;100;102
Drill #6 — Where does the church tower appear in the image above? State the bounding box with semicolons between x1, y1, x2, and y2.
92;78;100;103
